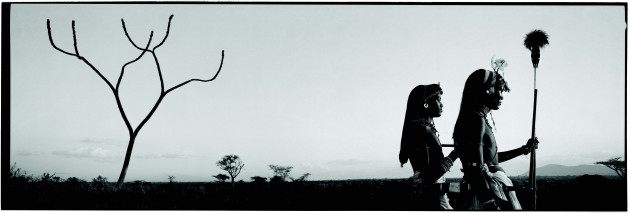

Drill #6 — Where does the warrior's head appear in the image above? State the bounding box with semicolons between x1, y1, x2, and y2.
406;84;443;118
453;69;510;142
460;69;510;112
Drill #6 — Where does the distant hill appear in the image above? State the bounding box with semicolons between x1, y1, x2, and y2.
519;164;618;177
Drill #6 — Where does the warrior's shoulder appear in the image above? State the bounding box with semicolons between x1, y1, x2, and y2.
460;112;486;124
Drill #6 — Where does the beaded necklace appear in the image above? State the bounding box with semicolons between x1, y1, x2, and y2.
475;106;494;131
412;118;440;139
476;106;499;163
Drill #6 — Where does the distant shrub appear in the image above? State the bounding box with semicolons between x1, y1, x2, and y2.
575;174;607;183
9;163;34;183
91;175;111;190
269;176;285;184
66;177;87;183
213;174;229;182
250;176;267;183
292;173;311;182
39;172;62;183
92;175;108;183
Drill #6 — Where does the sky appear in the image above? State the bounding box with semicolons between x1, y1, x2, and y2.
9;4;626;182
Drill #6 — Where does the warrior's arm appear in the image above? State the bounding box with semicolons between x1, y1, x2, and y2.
419;130;458;183
498;137;539;163
498;147;527;163
417;128;441;183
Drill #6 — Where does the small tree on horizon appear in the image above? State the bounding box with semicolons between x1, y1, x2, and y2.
250;176;267;183
216;154;245;186
39;172;62;183
269;164;293;182
595;157;626;179
9;163;34;183
292;173;311;182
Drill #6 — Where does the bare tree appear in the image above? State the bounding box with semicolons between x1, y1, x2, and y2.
216;154;245;186
47;15;226;187
595;157;626;179
268;164;293;182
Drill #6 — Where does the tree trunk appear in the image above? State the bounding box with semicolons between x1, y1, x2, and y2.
116;136;136;187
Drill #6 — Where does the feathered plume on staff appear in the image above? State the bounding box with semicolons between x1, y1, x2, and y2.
524;29;549;69
523;29;549;211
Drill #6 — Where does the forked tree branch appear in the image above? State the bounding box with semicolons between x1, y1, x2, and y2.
153;15;173;51
165;50;225;95
117;31;155;91
116;32;155;136
47;19;76;56
121;18;142;50
47;19;116;92
233;163;244;177
122;15;169;92
121;15;225;95
121;15;172;52
72;21;79;58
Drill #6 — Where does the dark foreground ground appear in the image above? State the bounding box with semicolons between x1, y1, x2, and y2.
3;175;626;210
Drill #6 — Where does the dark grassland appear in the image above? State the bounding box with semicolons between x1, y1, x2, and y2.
4;175;626;210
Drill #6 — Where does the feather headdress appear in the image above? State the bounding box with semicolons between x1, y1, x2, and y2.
524;29;549;68
491;55;508;76
489;56;511;92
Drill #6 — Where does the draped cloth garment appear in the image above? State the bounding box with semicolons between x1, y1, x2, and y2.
457;165;522;210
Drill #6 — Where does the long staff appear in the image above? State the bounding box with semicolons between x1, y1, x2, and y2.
524;29;549;210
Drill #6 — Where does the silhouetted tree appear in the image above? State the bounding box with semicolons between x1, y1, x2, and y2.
216;154;245;186
168;176;176;183
91;175;110;190
292;173;311;182
65;177;86;183
269;175;285;184
269;164;293;182
596;157;626;178
250;176;267;183
47;15;226;187
9;163;33;183
213;174;229;182
39;172;62;183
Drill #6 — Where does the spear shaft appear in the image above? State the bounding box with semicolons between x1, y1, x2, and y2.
528;67;538;210
525;28;547;211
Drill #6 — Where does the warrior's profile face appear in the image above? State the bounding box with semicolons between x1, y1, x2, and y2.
486;79;504;110
426;93;444;117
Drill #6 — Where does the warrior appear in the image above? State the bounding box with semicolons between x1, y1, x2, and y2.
399;84;458;210
453;69;539;210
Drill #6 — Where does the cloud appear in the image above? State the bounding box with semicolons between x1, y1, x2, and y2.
16;150;44;156
80;138;120;146
134;154;185;159
52;147;118;161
